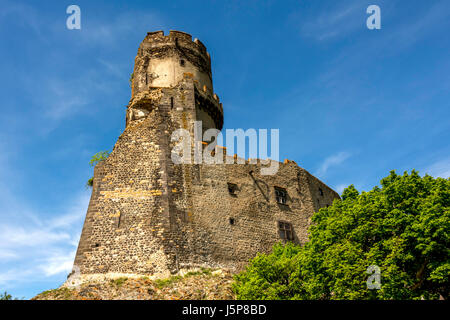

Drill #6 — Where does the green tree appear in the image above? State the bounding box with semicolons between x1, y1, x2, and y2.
341;184;359;200
233;242;302;300
86;150;110;188
1;291;14;300
233;170;449;300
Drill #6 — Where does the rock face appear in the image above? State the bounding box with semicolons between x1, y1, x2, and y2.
73;30;340;279
33;269;234;300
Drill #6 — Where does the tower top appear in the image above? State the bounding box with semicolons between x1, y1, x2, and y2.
131;30;213;98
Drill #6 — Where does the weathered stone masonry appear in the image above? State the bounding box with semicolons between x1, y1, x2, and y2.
73;30;340;278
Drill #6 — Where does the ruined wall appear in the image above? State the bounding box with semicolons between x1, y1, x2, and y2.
75;130;339;276
185;159;339;271
73;30;340;277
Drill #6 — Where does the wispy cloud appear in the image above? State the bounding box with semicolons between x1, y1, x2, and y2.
0;192;88;287
5;8;165;135
42;79;90;121
316;151;351;178
293;1;364;42
333;183;349;194
0;1;46;40
0;249;18;260
39;249;78;277
74;11;165;47
383;1;450;52
20;66;124;136
422;157;450;179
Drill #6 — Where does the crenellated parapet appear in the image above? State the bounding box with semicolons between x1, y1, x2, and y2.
143;30;209;59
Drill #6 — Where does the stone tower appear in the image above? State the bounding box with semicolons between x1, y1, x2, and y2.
129;30;223;134
73;31;340;279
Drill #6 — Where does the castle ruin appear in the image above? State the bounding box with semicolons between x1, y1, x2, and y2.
73;30;340;279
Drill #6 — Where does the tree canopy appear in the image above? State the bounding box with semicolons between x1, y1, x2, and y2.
233;170;449;300
0;291;15;300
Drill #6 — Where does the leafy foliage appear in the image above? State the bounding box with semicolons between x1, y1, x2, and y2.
86;177;94;188
129;72;134;87
86;150;110;188
0;291;13;300
89;150;110;167
0;291;20;300
341;184;359;200
232;242;301;299
233;170;450;300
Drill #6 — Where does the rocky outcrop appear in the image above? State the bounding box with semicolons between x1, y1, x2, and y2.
33;269;234;300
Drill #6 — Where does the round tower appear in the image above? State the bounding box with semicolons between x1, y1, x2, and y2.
132;30;213;96
130;30;223;132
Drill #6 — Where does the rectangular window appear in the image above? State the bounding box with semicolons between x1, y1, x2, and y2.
275;187;287;204
278;221;294;241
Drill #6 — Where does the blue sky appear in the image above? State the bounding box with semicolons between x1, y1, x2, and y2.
0;0;449;299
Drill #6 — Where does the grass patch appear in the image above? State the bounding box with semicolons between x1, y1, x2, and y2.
39;287;74;300
201;268;212;275
111;277;128;288
184;268;212;278
151;268;214;289
153;275;182;289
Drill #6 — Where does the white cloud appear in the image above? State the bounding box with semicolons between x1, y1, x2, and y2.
0;249;18;260
422;158;450;179
316;151;351;178
295;1;363;41
9;8;165;135
0;227;71;247
39;249;78;277
384;1;450;52
75;11;164;47
0;1;45;40
334;184;349;194
98;58;129;81
0;192;89;286
43;80;90;121
0;111;89;293
0;268;35;285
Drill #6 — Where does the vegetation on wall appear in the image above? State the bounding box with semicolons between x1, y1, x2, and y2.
129;72;134;87
233;170;449;300
86;150;110;188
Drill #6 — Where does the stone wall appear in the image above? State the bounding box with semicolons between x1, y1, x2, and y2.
73;31;340;278
184;159;339;271
74;99;340;275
